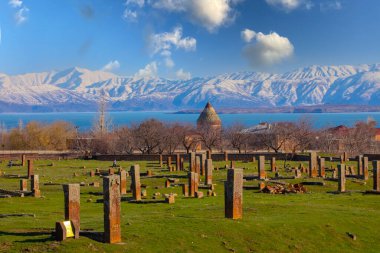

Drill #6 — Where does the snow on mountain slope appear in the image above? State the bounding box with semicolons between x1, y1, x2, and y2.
0;64;380;111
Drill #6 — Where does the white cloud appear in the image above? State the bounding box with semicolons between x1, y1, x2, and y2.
164;57;175;68
241;28;256;43
150;26;196;55
123;9;138;22
134;62;158;79
151;0;240;32
15;6;29;25
265;0;312;12
102;60;120;72
126;0;145;8
176;68;191;80
242;29;294;67
8;0;22;8
320;1;342;11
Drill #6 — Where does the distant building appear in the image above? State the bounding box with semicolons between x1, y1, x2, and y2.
196;102;222;130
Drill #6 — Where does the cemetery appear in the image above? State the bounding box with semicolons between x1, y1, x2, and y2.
0;152;380;252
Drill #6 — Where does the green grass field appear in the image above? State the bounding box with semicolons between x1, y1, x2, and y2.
0;158;379;253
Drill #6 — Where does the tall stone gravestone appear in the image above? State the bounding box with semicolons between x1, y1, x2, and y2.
20;179;28;191
205;159;213;185
63;184;80;233
22;154;26;167
224;168;243;219
188;172;199;197
338;164;346;193
27;159;34;179
373;160;380;192
130;165;141;201
31;175;40;197
103;175;121;244
357;155;363;177
319;157;326;178
270;157;276;172
309;152;318;178
119;169;127;195
189;152;196;172
258;156;266;179
176;154;181;171
201;153;207;176
363;156;369;180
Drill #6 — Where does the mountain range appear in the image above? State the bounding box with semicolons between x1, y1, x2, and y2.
1;64;380;112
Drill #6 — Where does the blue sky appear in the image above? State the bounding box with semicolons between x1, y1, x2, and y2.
0;0;380;79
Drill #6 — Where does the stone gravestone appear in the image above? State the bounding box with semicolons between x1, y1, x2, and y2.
205;159;213;185
363;156;369;180
119;169;127;195
180;158;184;172
319;157;326;178
224;168;243;219
201;153;207;176
295;169;302;179
63;184;80;234
338;164;346;193
188;172;199;197
167;156;172;171
90;170;95;177
373;160;380;192
182;184;189;197
357;155;363;177
27;159;34;179
258;156;266;180
206;150;212;159
159;154;163;168
31;175;40;197
230;160;235;169
108;168;114;175
309;152;318;178
343;152;348;162
224;151;228;162
103;175;121;244
22;154;26;167
20;179;28;191
130;165;141;201
270;157;276;172
176;154;181;171
195;156;201;175
189;152;196;172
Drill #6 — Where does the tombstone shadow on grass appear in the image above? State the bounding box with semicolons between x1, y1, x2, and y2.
121;197;166;204
80;231;104;243
0;231;54;243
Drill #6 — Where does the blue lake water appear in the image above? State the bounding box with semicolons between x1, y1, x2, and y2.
0;111;380;131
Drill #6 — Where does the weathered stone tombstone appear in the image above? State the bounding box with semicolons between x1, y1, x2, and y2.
165;194;175;204
90;170;95;177
309;152;318;178
195;191;204;199
224;168;243;219
182;184;189;197
205;159;213;185
206;150;212;159
188;172;199;197
259;182;266;190
167;156;172;170
165;179;171;188
20;179;28;191
130;165;141;201
295;169;302;179
22;154;26;167
119;169;127;195
332;169;337;179
176;154;181;171
27;159;34;179
189;152;196;172
258;155;266;180
270;157;276;172
357;155;363;176
230;160;235;169
338;164;346;193
147;169;153;177
201;153;207;176
373;160;380;192
103;175;121;244
108;168;114;175
195;156;201;175
31;175;40;197
252;156;256;163
224;151;228;162
180;158;184;171
319;157;326;178
159;154;163;168
343;152;348;162
63;184;80;234
363;156;369;180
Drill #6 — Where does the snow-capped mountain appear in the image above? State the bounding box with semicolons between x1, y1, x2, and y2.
1;64;380;112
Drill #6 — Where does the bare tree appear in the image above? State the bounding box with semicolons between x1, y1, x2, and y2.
198;124;221;152
224;124;249;153
132;119;164;154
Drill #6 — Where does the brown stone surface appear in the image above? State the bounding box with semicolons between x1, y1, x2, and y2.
230;160;235;169
188;172;199;197
27;160;34;179
295;169;302;179
90;170;95;177
259;182;266;190
224;151;228;162
176;154;181;171
258;156;266;179
165;195;175;204
357;155;363;176
21;155;26;167
130;165;141;201
31;175;40;197
119;170;127;195
108;168;114;175
180;158;184;171
55;221;66;241
63;184;80;231
182;184;189;197
201;153;207;176
103;175;121;244
195;191;204;198
189;152;196;172
165;179;171;188
20;179;27;191
159;154;163;168
338;164;346;192
309;152;317;178
195;156;201;175
363;156;369;180
271;157;276;172
225;168;243;219
205;159;213;185
319;158;326;178
207;150;212;159
167;156;172;170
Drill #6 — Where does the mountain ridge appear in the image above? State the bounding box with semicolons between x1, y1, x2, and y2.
1;64;380;112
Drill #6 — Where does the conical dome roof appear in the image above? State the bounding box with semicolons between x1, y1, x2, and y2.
197;102;222;127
